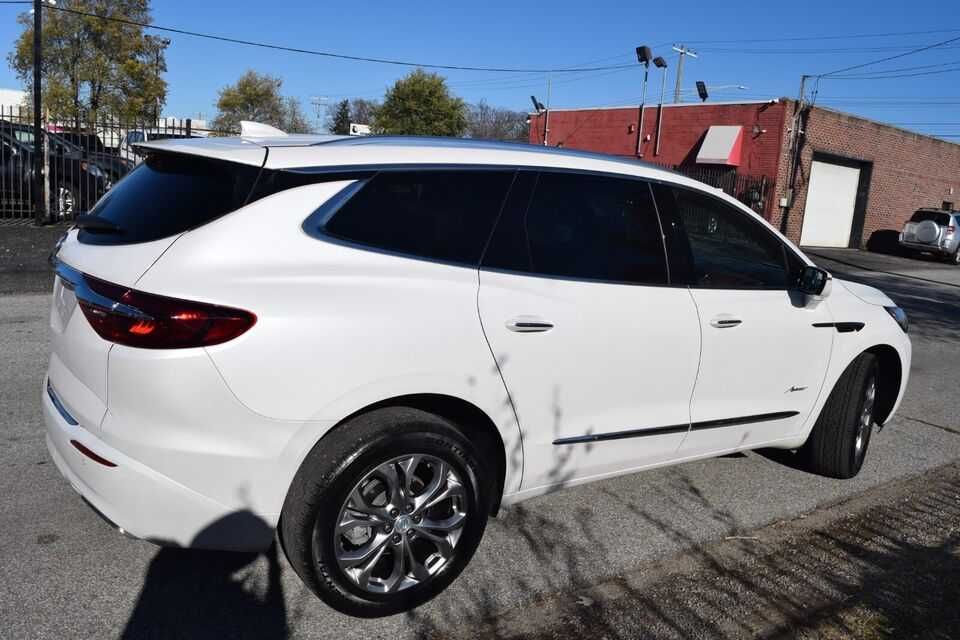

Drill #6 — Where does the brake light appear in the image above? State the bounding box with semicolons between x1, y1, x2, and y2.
77;275;256;349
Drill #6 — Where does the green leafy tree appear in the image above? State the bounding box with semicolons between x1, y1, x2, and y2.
328;99;351;134
373;69;466;136
9;0;168;126
211;70;311;133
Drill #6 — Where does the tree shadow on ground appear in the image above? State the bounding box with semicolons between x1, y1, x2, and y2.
408;456;960;639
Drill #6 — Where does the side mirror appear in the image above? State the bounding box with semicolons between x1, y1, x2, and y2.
797;265;829;296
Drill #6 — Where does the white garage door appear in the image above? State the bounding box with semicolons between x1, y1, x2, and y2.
799;160;861;247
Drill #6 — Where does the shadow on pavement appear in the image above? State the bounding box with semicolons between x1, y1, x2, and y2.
121;515;288;640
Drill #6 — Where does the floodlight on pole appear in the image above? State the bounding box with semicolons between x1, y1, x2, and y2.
654;57;669;156
531;95;548;145
696;81;709;102
635;45;652;157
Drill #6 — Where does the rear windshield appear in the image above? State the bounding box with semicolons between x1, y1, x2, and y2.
910;210;951;225
78;152;262;245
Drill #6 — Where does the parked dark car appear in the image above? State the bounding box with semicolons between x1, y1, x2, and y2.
48;131;133;183
0;121;111;219
56;130;109;154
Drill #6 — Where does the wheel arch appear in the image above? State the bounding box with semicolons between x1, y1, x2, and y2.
865;344;903;426
304;393;509;517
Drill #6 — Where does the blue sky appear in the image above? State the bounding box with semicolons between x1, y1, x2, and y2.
0;0;958;138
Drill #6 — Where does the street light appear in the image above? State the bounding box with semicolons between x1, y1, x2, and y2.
635;45;653;156
653;56;668;156
531;95;548;145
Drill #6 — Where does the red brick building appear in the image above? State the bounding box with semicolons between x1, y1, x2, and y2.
529;99;960;249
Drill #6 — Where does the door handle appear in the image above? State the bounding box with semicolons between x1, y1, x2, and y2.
506;317;554;333
709;315;742;328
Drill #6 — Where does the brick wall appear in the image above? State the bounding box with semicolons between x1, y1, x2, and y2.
771;102;960;247
528;101;788;179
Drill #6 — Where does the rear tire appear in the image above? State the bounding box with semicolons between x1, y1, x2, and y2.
280;407;491;617
801;353;879;479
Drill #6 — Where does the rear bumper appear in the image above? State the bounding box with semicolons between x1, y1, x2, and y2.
43;377;275;551
898;239;954;255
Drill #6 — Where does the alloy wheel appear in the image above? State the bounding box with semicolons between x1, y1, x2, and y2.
854;376;876;461
332;454;467;594
56;185;75;219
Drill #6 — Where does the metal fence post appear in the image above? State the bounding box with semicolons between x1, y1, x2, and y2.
32;0;44;225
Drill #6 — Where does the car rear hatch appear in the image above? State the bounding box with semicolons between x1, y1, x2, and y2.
47;145;267;431
902;210;951;246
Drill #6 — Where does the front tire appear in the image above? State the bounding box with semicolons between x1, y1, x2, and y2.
801;353;879;479
280;407;491;617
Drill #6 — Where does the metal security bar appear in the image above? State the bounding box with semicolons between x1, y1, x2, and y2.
670;164;769;217
0;107;227;223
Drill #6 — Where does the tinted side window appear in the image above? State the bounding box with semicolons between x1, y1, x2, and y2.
655;185;789;289
324;170;513;266
484;172;668;285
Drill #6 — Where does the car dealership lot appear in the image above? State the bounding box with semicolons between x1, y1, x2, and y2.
0;249;958;639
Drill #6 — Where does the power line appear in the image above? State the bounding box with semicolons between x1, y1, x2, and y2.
684;27;960;44
696;44;960;54
43;5;635;74
826;66;960;80
827;59;960;76
816;34;960;77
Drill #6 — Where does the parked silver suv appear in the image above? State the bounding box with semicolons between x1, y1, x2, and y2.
899;208;960;264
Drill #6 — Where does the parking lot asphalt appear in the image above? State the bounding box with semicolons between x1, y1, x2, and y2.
0;247;958;639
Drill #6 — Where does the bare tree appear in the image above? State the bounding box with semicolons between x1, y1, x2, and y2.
349;99;379;125
466;100;529;142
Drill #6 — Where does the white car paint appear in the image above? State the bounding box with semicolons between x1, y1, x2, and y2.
43;135;912;550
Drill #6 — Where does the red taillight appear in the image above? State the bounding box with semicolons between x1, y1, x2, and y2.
77;275;256;349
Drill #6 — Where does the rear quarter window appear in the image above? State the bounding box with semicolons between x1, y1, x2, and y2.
322;170;514;266
78;152;262;246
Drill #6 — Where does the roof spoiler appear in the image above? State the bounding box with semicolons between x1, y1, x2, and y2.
240;121;288;137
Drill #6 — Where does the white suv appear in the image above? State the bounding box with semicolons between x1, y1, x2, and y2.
44;133;911;617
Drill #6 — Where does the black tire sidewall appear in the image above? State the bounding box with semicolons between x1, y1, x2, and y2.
289;412;490;617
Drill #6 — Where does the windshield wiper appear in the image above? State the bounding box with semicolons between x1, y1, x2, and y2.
73;214;122;234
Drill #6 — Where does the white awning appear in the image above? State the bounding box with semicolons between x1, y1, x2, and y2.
696;125;744;166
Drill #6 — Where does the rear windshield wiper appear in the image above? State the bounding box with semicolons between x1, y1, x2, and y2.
73;215;122;234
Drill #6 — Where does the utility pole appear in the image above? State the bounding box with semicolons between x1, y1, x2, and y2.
780;74;809;233
671;44;698;104
32;0;43;225
310;96;328;131
543;75;551;146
